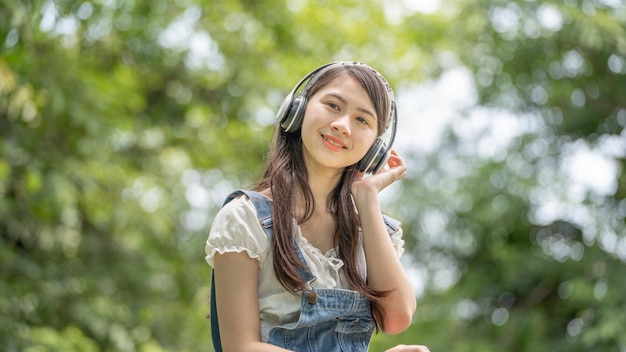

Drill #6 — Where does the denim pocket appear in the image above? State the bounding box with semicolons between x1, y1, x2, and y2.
335;317;375;333
336;318;374;352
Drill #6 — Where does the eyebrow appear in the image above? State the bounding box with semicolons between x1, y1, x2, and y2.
326;93;377;121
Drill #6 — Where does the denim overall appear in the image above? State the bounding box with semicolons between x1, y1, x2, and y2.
211;190;400;352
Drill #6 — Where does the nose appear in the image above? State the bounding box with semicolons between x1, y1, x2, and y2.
330;114;351;135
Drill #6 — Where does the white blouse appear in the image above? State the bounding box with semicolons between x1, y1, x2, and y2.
205;196;405;341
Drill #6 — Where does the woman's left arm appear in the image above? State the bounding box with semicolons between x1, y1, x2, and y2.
351;150;416;335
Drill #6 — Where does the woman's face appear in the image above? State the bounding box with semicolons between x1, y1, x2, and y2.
300;73;378;175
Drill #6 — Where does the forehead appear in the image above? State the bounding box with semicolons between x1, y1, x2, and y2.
315;74;371;101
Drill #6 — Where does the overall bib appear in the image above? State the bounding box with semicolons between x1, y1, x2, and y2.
211;190;399;352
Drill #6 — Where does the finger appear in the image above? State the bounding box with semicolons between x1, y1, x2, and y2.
388;157;407;179
388;156;403;169
389;149;402;158
387;151;405;167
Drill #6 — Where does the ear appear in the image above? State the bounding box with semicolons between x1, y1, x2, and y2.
280;95;307;133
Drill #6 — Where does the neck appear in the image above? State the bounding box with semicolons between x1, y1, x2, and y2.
295;166;343;216
312;163;345;196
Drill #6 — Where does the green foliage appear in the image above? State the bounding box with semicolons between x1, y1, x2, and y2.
1;0;624;351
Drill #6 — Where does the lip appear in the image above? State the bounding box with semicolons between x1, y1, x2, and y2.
321;134;347;151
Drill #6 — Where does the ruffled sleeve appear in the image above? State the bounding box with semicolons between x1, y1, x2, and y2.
205;196;271;267
390;227;405;258
384;215;405;258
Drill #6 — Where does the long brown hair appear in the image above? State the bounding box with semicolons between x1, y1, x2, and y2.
254;64;393;327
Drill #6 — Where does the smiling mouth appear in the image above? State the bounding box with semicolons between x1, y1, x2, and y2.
322;135;346;149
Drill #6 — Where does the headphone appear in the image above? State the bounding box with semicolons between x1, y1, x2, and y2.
275;61;397;174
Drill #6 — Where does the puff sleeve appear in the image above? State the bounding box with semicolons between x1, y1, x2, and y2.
205;196;270;267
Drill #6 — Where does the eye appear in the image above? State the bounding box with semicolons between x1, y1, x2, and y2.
327;102;340;111
356;116;370;125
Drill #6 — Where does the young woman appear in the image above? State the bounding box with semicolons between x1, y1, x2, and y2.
205;62;429;352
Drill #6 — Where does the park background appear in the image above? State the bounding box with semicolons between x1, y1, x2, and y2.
1;0;625;351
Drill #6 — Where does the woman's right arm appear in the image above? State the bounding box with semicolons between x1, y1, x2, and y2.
213;252;293;352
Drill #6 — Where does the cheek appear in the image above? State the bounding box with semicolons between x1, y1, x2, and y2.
300;104;320;131
356;133;378;155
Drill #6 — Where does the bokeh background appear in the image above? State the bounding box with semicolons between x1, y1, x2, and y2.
1;0;625;351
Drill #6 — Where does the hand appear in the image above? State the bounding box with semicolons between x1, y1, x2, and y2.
351;149;407;197
384;344;431;352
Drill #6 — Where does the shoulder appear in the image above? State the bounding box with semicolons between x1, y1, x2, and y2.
206;195;271;265
212;193;271;239
220;193;258;218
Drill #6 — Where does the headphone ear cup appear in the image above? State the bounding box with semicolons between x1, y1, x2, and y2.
280;95;307;133
357;138;389;174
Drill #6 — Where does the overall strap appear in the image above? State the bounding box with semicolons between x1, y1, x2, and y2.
210;271;221;351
